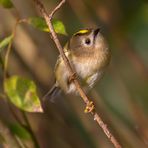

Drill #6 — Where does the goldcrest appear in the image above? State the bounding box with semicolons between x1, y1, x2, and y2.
48;28;111;100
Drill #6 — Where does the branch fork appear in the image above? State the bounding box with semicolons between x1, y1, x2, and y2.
33;0;122;148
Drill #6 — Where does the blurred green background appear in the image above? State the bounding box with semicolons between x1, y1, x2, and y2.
0;0;148;148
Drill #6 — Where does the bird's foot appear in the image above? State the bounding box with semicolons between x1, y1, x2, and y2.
68;72;77;84
84;101;95;113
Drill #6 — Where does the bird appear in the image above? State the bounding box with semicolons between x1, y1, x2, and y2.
44;28;111;105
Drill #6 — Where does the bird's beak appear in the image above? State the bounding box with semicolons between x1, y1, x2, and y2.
94;28;100;38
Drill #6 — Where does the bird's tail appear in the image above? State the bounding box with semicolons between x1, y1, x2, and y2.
43;84;61;103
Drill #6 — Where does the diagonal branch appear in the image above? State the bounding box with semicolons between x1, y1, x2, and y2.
33;0;122;148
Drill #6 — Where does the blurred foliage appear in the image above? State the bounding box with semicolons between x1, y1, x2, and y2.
0;0;148;148
9;123;31;140
0;0;13;8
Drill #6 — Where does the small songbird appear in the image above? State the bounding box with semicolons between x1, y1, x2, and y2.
47;28;111;101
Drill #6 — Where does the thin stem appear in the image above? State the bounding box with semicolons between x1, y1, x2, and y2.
15;135;28;148
2;19;40;148
3;36;13;81
0;93;25;129
0;120;23;148
94;113;121;148
22;112;40;148
49;0;66;17
3;20;18;82
33;0;122;147
0;94;34;148
3;19;27;83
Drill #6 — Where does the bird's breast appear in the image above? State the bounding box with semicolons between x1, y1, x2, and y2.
72;56;99;79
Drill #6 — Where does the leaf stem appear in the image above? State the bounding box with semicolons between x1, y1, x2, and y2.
22;112;40;148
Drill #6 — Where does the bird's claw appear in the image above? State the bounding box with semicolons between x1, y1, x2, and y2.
68;72;77;84
84;101;95;113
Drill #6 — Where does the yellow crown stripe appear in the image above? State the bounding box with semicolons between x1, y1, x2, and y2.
74;29;89;35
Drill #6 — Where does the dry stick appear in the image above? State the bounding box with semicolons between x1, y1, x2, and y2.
33;0;122;148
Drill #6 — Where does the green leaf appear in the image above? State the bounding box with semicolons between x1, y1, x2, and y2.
0;35;13;52
4;76;43;112
28;17;67;35
0;0;13;8
9;123;31;140
53;19;68;36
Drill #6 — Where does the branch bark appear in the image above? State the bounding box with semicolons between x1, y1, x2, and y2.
33;0;122;148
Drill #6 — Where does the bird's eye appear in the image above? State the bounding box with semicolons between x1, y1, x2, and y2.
85;38;91;45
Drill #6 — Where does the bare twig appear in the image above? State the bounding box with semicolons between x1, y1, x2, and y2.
33;0;122;147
